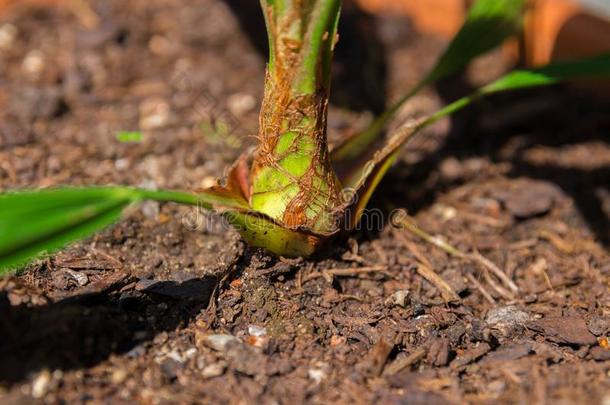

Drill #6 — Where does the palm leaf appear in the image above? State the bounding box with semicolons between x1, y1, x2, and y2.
345;53;610;224
331;0;525;165
0;187;210;272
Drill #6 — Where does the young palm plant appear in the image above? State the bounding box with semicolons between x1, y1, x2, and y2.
1;0;610;272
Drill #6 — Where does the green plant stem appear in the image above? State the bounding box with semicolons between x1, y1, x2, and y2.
137;189;210;208
250;0;343;234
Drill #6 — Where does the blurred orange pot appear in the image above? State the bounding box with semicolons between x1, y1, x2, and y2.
355;0;610;66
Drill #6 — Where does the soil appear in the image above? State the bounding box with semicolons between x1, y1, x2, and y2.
1;1;609;404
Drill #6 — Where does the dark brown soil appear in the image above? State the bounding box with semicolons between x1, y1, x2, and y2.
1;1;609;404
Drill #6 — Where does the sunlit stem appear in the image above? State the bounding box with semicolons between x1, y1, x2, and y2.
251;0;343;235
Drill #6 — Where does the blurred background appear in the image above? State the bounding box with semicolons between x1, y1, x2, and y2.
3;0;610;65
356;0;610;68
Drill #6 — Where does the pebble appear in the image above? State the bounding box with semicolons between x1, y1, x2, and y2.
307;364;328;384
587;316;610;336
22;50;45;79
590;346;610;361
201;176;217;189
201;362;227;379
126;345;146;358
140;200;160;220
502;180;562;219
139;98;170;130
67;269;89;287
149;35;172;55
204;334;239;351
227;93;256;117
0;24;17;50
431;204;457;222
439;157;463;181
31;370;51;399
115;158;130;171
248;325;267;337
389;290;409;307
111;369;128;384
485;306;530;338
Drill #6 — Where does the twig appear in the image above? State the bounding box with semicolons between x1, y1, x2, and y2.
303;266;390;282
394;212;465;258
383;347;427;376
393;210;519;294
393;230;434;269
465;273;495;304
416;264;461;303
69;0;100;28
394;229;459;303
472;251;518;293
537;229;574;254
481;267;514;300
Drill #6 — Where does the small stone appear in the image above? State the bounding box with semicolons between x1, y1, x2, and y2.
587;316;610;336
31;370;51;398
227;93;256;117
330;335;346;347
201;176;217;189
115;158;130;171
52;268;89;289
111;369;128;384
160;358;180;380
126;345;146;358
389;290;409;307
0;24;17;50
140;200;160;220
245;334;269;350
22;50;45;79
439;157;463;181
248;325;267;337
590;346;610;361
485;306;530;338
204;334;239;351
431;204;457;222
66;269;88;287
201;362;227;379
308;363;329;384
139;98;170;130
502;180;562;219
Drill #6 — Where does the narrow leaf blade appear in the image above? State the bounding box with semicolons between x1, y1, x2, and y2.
346;53;610;225
0;184;250;272
0;187;140;272
331;0;525;166
426;0;524;83
481;53;610;94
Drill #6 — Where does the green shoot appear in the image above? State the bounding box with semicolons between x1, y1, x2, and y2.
331;0;525;163
1;0;610;273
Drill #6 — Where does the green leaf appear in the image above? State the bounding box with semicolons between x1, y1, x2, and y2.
481;53;610;93
0;187;214;273
425;0;524;83
427;53;610;124
332;0;525;165
0;187;137;272
345;53;610;226
116;131;143;143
